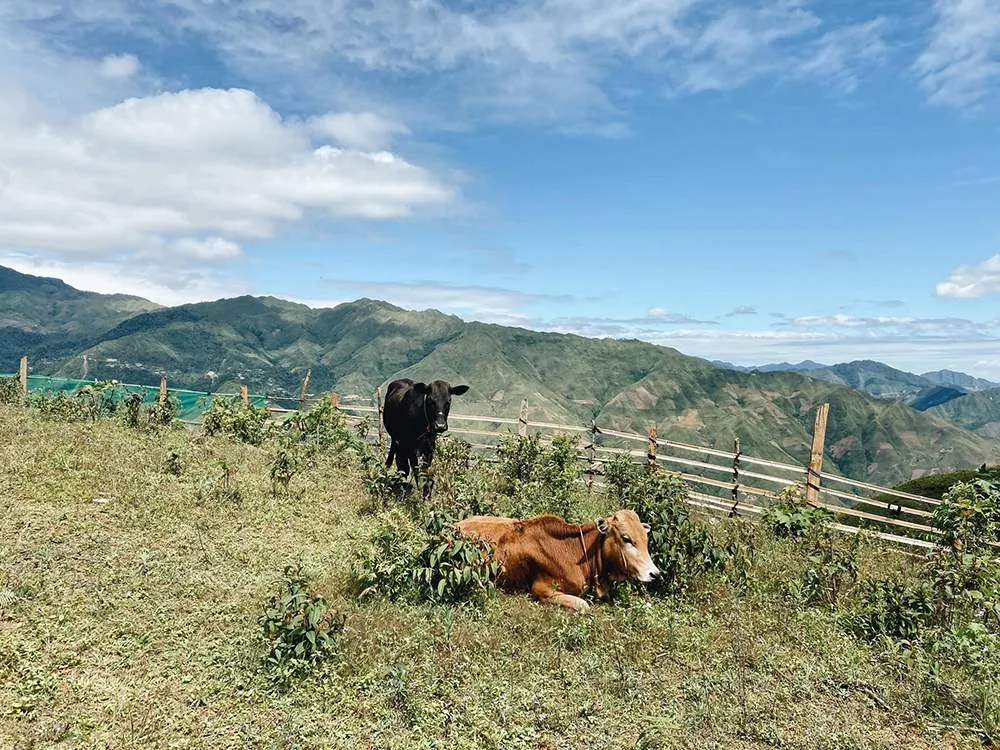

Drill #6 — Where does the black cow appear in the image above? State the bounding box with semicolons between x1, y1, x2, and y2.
383;378;469;492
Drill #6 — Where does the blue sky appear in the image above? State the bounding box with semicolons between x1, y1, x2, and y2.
1;0;999;377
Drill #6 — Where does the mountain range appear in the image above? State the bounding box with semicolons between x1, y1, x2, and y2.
2;265;998;486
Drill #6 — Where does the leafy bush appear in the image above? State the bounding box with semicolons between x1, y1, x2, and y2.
761;485;833;539
277;398;359;454
202;396;270;446
932;479;1000;553
494;433;583;520
846;577;935;643
874;465;1000;504
259;565;346;687
352;508;500;606
0;376;20;405
351;510;423;601
604;456;725;596
358;445;414;514
799;539;858;608
411;510;500;605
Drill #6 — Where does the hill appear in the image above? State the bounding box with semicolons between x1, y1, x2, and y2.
922;369;999;392
928;388;1000;438
1;266;996;486
712;359;828;373
0;266;160;364
11;293;992;487
802;360;933;400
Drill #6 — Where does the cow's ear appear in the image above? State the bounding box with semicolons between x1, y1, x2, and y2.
414;382;431;394
641;523;651;533
450;384;470;396
596;517;610;535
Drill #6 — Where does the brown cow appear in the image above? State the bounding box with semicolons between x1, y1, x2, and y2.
456;509;660;613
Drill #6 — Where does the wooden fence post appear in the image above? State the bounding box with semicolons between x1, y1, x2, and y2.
376;386;385;449
805;403;830;506
585;420;600;490
18;356;28;400
730;437;741;517
646;424;657;473
82;353;89;380
298;369;311;410
159;376;168;405
239;384;249;406
329;392;338;409
518;398;529;437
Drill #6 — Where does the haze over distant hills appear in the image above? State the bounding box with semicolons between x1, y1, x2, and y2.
2;265;997;486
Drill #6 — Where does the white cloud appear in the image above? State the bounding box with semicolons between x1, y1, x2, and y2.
97;53;140;80
0;253;248;307
936;254;1000;298
309;112;411;151
915;0;1000;107
0;86;454;278
2;0;893;131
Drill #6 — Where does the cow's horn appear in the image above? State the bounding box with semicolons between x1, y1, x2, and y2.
596;517;610;534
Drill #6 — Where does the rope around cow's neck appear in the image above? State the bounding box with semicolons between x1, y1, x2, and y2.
577;524;601;595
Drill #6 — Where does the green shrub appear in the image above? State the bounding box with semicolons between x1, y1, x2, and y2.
799;540;858;608
259;565;346;687
0;376;20;405
411;510;500;605
932;479;1000;553
202;396;270;445
358;445;414;514
494;432;583;520
277;398;359;454
604;456;725;596
761;485;833;539
352;508;500;606
846;578;934;643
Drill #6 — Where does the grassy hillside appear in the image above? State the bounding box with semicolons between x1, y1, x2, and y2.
804;360;934;400
1;405;998;748
922;369;999;392
1;266;995;487
0;266;160;365
929;388;1000;438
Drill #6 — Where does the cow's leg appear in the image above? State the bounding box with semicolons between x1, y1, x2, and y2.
530;579;589;614
394;444;411;476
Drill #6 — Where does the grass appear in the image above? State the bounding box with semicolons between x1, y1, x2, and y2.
0;405;996;749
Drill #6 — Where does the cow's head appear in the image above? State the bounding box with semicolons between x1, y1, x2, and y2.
597;509;660;583
414;379;469;433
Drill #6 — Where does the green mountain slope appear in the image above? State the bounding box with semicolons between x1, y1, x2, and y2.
804;360;933;400
928;388;1000;438
922;369;999;392
0;266;160;367
21;291;994;487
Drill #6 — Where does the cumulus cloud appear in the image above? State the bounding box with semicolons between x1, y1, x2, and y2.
936;254;1000;298
915;0;1000;108
725;305;758;317
0;86;454;284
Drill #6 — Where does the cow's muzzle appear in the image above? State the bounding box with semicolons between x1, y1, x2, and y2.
434;422;448;434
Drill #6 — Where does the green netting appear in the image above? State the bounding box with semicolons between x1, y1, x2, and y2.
0;374;268;421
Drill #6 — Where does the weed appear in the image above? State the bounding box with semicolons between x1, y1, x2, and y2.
259;565;346;687
604;455;725;596
0;376;20;404
202;396;270;445
761;484;834;539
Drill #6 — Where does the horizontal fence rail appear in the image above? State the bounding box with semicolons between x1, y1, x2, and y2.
5;363;969;553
